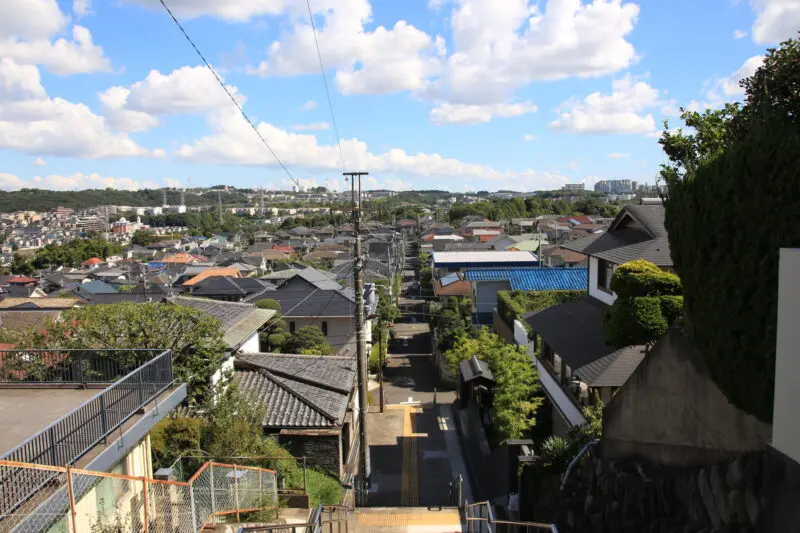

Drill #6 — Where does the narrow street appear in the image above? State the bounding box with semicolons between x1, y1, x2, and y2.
367;250;473;508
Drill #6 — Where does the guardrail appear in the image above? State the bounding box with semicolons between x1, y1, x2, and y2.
0;459;279;533
0;349;165;385
464;501;558;533
560;439;599;492
239;505;354;533
0;349;175;520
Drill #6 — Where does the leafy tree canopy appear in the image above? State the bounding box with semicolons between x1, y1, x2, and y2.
32;239;123;269
12;302;228;402
658;33;800;421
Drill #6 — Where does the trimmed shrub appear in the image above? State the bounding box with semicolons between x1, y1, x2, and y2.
610;260;682;298
255;299;282;312
663;119;800;422
604;297;669;346
603;260;684;347
497;290;585;329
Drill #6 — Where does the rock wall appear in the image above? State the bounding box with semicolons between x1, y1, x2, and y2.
279;431;342;478
529;452;767;533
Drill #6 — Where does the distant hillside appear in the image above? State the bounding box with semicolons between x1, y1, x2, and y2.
0;188;252;212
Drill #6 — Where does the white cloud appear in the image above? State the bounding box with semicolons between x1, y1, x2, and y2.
427;0;640;106
522;134;537;142
0;61;152;158
732;29;748;39
566;161;579;170
251;0;445;96
385;179;413;191
608;152;630;159
750;0;800;44
299;100;318;111
0;24;112;76
31;157;47;166
0;58;46;101
176;107;568;189
0;172;160;191
0;0;68;40
687;55;764;111
549;75;663;135
290;122;331;131
74;0;91;17
98;65;242;132
125;0;285;22
430;101;537;125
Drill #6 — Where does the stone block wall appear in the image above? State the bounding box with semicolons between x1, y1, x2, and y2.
279;431;342;478
528;452;767;533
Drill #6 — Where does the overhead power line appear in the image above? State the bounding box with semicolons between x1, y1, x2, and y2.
305;0;346;170
158;0;300;188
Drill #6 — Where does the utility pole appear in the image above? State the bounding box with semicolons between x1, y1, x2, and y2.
378;316;385;413
344;170;371;491
217;191;223;225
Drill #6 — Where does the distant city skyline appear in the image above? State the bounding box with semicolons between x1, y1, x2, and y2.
0;0;792;193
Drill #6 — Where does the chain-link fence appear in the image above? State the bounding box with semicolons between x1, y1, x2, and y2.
0;460;278;533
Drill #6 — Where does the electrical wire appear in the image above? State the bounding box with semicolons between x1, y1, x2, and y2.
158;0;300;187
305;0;346;171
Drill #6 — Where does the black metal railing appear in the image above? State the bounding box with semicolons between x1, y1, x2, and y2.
0;348;164;385
464;501;559;533
0;349;175;519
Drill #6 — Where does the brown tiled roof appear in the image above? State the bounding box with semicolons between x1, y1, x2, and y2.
433;278;472;297
542;246;587;264
0;298;80;309
182;267;241;286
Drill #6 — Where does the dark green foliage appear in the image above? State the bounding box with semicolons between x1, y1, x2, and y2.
604;297;668;346
10;253;33;275
255;299;283;312
32;239;124;269
610;260;682;297
430;296;471;353
603;260;684;347
131;230;156;246
497;290;586;329
284;326;333;355
447;195;621;223
663;120;800;422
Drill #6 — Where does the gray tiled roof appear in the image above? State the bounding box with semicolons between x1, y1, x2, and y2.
234;353;356;428
525;295;646;387
173;296;255;329
562;204;672;266
459;355;494;383
191;277;274;296
257;276;354;317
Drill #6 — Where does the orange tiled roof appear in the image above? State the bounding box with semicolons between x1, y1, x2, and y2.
162;253;198;264
182;267;242;286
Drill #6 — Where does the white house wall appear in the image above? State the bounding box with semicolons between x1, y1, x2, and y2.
773;248;800;463
239;332;261;354
475;281;512;314
588;256;617;306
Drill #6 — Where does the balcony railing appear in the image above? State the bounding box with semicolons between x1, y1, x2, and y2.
0;349;175;520
0;348;162;385
464;501;559;533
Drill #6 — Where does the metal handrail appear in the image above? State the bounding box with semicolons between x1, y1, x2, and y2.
560;439;599;491
464;501;558;533
239;504;354;533
0;349;175;518
0;348;167;384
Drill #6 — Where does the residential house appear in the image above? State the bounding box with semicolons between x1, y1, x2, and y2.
188;277;275;302
0;297;80;310
72;280;119;300
539;246;589;268
80;257;105;269
182;267;242;288
432;251;539;277
433;272;473;300
234;353;359;478
464;267;588;325
523;202;671;435
246;268;375;356
395;218;417;237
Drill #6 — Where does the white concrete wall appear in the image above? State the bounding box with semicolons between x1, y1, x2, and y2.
588;256;617;305
773;248;800;463
211;354;235;390
287;316;355;354
239;332;261;353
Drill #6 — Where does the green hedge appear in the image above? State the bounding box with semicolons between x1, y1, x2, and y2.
610;260;682;298
603;260;684;347
498;290;586;329
663;119;800;422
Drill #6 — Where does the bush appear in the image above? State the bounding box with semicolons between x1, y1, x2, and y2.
663;119;800;422
255;299;283;312
604;297;668;346
603;260;683;347
610;260;682;297
497;290;585;328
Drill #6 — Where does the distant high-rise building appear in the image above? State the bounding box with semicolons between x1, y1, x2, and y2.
594;179;635;194
562;183;585;192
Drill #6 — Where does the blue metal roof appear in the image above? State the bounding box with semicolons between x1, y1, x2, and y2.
465;267;588;291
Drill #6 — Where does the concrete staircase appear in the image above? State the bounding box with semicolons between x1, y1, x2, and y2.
352;507;461;533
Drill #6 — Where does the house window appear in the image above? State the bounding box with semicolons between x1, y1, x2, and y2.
597;259;616;293
321;321;328;336
289;321;296;334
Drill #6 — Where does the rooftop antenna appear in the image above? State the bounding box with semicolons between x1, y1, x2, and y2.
180;183;186;206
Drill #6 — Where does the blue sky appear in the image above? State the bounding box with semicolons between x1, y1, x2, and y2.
0;0;795;193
